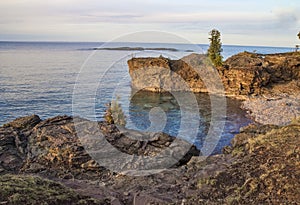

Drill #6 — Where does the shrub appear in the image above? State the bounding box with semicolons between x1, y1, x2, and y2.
104;96;126;126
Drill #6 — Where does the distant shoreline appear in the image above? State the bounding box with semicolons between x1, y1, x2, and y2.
0;41;295;50
91;47;194;52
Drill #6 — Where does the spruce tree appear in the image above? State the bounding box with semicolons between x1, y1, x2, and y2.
208;29;223;67
296;32;300;52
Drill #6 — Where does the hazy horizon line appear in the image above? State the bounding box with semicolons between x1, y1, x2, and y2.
0;40;295;49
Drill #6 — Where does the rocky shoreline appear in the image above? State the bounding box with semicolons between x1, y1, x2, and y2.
0;115;299;204
224;52;300;126
242;92;300;125
127;52;300;95
128;51;300;125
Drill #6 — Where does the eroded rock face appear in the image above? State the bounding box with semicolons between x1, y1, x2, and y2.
128;52;300;96
0;115;41;174
0;115;199;179
127;54;209;93
221;52;300;95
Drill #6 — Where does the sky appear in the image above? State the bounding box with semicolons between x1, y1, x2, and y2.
0;0;299;47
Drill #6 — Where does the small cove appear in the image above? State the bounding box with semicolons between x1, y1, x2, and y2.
125;90;252;154
1;41;291;154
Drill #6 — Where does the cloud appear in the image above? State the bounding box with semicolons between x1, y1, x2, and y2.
273;8;300;29
0;0;299;46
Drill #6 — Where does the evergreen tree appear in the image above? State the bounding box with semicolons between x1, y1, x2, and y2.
208;29;223;67
296;32;300;52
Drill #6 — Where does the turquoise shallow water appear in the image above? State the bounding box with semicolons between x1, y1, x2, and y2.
0;42;293;153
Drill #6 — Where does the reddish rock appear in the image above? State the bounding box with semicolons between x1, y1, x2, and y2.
128;52;300;96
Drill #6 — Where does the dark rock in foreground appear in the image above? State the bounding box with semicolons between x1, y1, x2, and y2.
1;115;299;204
0;115;199;178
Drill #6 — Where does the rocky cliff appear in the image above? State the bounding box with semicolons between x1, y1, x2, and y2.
221;51;300;96
127;52;300;96
127;54;209;93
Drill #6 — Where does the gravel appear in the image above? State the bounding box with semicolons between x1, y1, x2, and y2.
242;94;300;126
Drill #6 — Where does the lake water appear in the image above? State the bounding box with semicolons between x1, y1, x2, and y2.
0;41;294;154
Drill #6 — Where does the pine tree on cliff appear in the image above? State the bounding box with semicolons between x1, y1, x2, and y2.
208;29;223;67
296;32;300;52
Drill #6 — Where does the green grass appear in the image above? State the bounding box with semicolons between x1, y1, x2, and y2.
0;174;101;205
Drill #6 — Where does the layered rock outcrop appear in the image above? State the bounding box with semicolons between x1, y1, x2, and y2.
0;115;199;178
0;115;200;204
221;51;300;95
127;54;209;93
127;52;300;96
1;116;299;204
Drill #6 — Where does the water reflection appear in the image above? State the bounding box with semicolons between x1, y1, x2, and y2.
127;90;252;154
